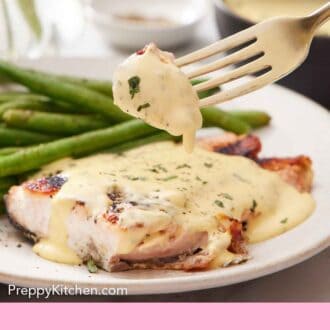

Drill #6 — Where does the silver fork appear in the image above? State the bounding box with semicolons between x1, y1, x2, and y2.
175;3;330;107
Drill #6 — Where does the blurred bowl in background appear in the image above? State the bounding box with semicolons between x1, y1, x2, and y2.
90;0;207;50
213;0;330;109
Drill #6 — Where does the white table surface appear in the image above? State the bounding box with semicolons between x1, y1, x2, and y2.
0;11;329;302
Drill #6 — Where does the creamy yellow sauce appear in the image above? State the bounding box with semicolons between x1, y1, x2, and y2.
225;0;330;36
31;142;315;266
33;199;82;265
113;43;202;152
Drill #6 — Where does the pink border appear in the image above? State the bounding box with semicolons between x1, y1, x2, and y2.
1;303;329;329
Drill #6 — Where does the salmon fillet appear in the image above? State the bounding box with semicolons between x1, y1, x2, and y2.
198;134;313;192
5;133;313;272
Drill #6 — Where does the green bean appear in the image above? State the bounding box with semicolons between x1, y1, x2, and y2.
0;196;6;214
0;99;47;117
0;62;227;123
0;96;94;117
3;107;253;137
0;108;254;177
0;91;40;104
0;74;9;84
0;187;9;194
0;201;5;214
44;76;214;100
0;61;131;122
0;147;23;156
104;132;177;154
40;73;113;98
201;107;251;134
0;186;11;213
0;176;17;190
228;110;271;128
0;126;55;147
191;78;210;85
76;132;175;157
0;65;219;102
0;120;157;177
191;78;221;99
50;77;215;100
3;110;109;135
33;74;216;99
6;69;115;97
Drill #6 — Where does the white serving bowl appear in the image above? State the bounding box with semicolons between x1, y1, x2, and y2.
90;0;208;50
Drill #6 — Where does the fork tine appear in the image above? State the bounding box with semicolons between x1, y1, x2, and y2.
175;27;257;67
186;44;262;79
194;58;270;92
199;72;273;107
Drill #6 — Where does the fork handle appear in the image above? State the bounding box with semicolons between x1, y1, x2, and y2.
304;2;330;34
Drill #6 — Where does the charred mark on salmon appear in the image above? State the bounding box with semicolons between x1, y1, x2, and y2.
23;175;67;195
215;134;261;160
103;213;119;224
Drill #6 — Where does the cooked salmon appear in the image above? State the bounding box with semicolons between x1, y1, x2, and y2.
5;134;314;272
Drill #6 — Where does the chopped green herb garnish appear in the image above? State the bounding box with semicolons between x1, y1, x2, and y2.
194;176;207;185
176;163;191;169
159;175;178;181
220;193;233;200
87;259;98;273
280;218;288;224
204;162;213;168
125;175;147;181
233;173;250;184
214;200;224;208
137;102;150;112
153;164;167;172
250;199;257;213
128;76;140;99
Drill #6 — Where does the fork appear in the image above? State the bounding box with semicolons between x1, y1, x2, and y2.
175;3;330;107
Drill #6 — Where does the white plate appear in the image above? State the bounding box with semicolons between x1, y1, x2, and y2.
0;58;329;295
